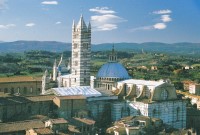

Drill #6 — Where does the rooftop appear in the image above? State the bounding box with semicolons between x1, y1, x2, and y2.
47;118;68;124
0;120;44;133
49;86;102;97
0;95;54;105
0;76;41;83
71;117;95;125
54;95;86;100
33;127;53;134
97;62;131;79
119;79;165;87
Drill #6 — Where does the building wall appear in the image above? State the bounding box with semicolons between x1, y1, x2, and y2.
0;100;53;122
129;100;186;129
53;97;86;119
0;81;42;96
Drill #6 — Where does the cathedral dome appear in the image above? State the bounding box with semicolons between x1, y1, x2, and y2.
97;62;131;79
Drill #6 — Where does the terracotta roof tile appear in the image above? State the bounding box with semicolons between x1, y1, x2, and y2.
0;120;44;133
34;127;53;134
0;76;42;83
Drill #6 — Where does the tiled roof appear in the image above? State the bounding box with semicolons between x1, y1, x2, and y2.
33;127;53;134
27;95;55;102
0;120;44;133
72;117;95;125
48;118;68;124
0;76;42;83
0;95;54;105
55;95;86;100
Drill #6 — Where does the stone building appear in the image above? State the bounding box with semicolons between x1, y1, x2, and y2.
0;95;54;122
111;79;186;129
0;76;42;96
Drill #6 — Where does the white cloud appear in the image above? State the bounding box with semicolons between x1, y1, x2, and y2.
161;15;172;22
96;24;117;31
55;21;61;24
41;1;58;5
153;9;172;14
130;26;153;32
0;24;16;29
0;0;8;11
89;7;116;14
90;14;126;31
153;23;166;30
25;23;35;27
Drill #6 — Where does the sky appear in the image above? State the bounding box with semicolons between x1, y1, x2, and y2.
0;0;200;44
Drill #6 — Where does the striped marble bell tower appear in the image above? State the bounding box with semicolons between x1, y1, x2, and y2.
71;15;91;86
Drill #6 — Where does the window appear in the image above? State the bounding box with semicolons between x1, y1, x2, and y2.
153;109;156;117
17;87;20;94
74;52;78;58
176;107;180;121
28;106;32;114
74;78;76;82
84;78;86;83
75;70;77;75
84;70;86;75
30;87;33;93
11;88;14;94
4;88;8;93
75;61;78;66
74;43;78;49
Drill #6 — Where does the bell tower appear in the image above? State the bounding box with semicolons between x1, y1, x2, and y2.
71;15;91;86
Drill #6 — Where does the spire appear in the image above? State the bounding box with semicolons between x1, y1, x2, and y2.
77;14;87;29
72;20;76;31
88;21;91;32
112;44;115;54
109;44;117;62
53;59;57;67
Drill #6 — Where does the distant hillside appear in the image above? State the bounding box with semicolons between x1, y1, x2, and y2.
0;41;200;55
0;41;71;53
92;42;200;55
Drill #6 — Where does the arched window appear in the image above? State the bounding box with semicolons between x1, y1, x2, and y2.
176;107;180;121
11;88;14;95
30;87;33;93
4;88;8;93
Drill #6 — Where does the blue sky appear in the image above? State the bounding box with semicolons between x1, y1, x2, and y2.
0;0;200;43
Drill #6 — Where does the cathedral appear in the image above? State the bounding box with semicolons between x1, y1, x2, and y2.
43;15;186;129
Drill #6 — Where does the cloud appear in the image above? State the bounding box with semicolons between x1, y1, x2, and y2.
95;24;117;31
0;0;8;11
161;15;172;22
41;1;58;5
130;26;153;32
153;23;166;30
0;24;16;29
25;23;35;27
55;21;61;24
153;9;172;14
89;7;116;14
90;7;127;31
